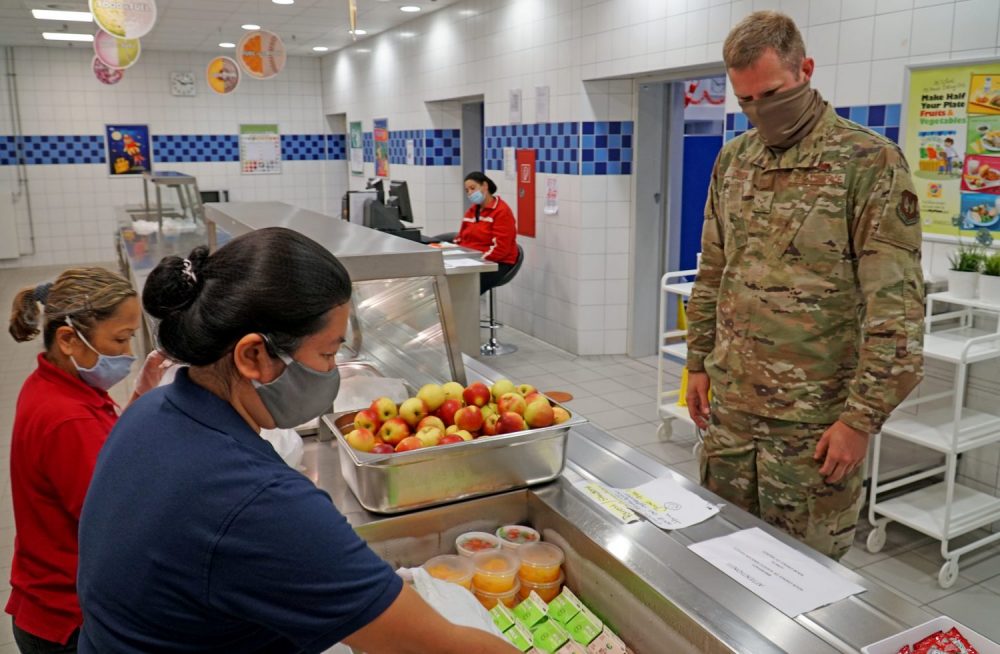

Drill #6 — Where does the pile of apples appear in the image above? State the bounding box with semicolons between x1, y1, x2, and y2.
344;379;571;454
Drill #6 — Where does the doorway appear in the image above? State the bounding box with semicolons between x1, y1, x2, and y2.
461;100;484;211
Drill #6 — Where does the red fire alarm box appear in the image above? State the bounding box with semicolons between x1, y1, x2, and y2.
516;149;536;238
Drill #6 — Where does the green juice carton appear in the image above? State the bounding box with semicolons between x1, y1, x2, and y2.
505;622;534;652
490;602;516;633
532;619;571;654
513;591;549;630
547;587;585;625
566;606;604;646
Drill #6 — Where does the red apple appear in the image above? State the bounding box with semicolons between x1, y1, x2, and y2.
553;407;571;424
463;382;491;408
378;417;410;445
435;398;463;426
417;383;446;412
517;384;536;397
439;434;464;445
354;408;382;434
416;426;443;447
417;415;446;433
394;436;424;453
524;399;555;428
454;405;484;432
370;396;398;422
523;391;545;405
346;427;376;452
482;413;501;436
399;397;430;428
441;381;465;403
498;392;527;416
481;402;499;420
372;442;395;454
497;411;527;435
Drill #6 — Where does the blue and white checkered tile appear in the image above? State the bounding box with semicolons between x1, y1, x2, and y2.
580;121;633;175
363;132;374;162
17;135;105;165
0;136;15;166
725;103;902;143
388;129;425;165
281;134;327;161
484;122;579;172
153;135;238;163
423;128;460;166
327;134;347;161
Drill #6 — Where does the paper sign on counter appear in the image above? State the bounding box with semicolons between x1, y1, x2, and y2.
608;476;719;530
572;480;639;524
688;527;865;617
443;257;487;269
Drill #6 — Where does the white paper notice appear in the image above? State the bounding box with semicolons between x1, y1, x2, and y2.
608;476;719;530
535;85;550;123
509;88;522;124
688;527;865;617
406;139;415;166
503;148;516;180
443;257;486;269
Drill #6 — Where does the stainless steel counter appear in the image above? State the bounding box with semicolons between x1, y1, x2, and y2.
301;356;932;654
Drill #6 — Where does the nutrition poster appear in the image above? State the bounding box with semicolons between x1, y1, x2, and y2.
373;118;389;178
349;121;364;176
903;59;1000;242
239;124;281;175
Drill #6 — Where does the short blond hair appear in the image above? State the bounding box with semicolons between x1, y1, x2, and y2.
723;11;806;72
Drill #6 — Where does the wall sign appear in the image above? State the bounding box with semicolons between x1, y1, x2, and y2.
94;30;141;70
509;88;522;124
349;120;364;176
93;56;124;85
240;124;281;175
373;118;389;178
238;30;286;80
106;124;151;177
206;57;240;95
89;0;157;39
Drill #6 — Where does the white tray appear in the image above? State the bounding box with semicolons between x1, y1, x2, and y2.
861;616;1000;654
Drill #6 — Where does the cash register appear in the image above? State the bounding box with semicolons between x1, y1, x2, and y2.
341;179;422;242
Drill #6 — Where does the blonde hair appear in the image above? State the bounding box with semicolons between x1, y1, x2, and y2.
723;11;806;72
9;267;136;347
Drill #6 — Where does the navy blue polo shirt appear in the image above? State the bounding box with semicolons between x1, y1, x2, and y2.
77;369;402;653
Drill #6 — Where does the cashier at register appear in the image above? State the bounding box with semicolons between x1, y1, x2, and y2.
455;171;518;294
75;227;517;653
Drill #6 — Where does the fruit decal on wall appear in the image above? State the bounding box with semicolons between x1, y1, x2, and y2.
94;30;141;70
92;56;124;86
343;380;571;455
90;0;158;40
237;30;286;80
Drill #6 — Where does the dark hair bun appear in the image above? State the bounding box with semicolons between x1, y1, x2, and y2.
142;246;209;320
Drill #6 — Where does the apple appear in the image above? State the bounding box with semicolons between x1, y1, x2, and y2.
463;382;491;408
370;396;398;422
524;399;555;428
394;436;424;453
441;381;466;403
378;417;410;445
498;392;527;416
517;384;536;397
435;398;462;426
346;428;376;452
445;424;460;436
454;405;484;432
371;442;395;454
354;408;382;434
417;415;446;433
399;397;430;428
553;406;571;424
439;434;464;445
416;426;443;447
417;383;446;412
497;411;527;434
523;391;545;405
481;413;500;436
481;403;499;420
490;379;516;402
455;429;475;441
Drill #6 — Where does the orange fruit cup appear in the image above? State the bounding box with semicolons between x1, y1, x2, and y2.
518;542;564;584
422;554;473;589
471;549;520;593
474;578;521;609
517;570;564;602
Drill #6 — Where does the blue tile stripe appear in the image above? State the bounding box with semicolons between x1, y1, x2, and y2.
0;136;17;166
725;103;903;144
363;132;374;163
424;128;461;166
154;134;238;162
280;134;326;161
486;122;580;175
327;134;346;161
580;121;633;175
11;135;106;165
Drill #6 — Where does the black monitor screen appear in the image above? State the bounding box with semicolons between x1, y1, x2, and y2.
388;180;413;223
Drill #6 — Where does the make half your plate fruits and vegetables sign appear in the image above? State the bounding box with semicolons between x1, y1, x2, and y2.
904;59;1000;244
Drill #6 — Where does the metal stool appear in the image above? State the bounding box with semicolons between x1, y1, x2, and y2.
480;244;524;357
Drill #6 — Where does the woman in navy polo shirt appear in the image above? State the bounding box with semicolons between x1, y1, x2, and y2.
7;268;139;654
455;172;519;294
76;227;516;654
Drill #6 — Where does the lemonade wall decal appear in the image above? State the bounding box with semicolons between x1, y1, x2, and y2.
89;0;157;40
94;30;141;70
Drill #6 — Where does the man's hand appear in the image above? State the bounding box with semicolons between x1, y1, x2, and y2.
686;371;711;429
814;420;869;484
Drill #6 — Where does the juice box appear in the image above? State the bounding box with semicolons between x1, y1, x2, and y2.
567;606;604;646
586;629;628;654
547;586;585;625
490;602;517;633
505;622;534;652
513;590;549;629
555;641;588;653
533;619;571;654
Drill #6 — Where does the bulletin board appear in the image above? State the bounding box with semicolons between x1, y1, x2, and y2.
239;123;281;175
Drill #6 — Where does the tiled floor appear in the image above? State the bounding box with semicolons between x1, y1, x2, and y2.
1;265;999;649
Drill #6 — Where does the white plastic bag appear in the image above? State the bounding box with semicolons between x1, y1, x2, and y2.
400;567;506;638
261;428;304;469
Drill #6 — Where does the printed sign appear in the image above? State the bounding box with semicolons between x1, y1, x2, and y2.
349;121;364;175
206;56;240;95
89;0;157;40
240;124;281;175
93;29;141;69
373;118;389;178
92;56;124;85
238;30;286;80
105;124;151;177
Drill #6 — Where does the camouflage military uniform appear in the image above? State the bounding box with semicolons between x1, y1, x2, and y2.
686;104;925;560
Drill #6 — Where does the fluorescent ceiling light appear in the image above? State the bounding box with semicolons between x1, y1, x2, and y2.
32;9;93;22
350;29;367;35
400;5;421;11
219;42;236;48
42;32;93;41
241;24;260;30
272;0;294;4
399;31;416;37
312;46;329;52
356;48;371;53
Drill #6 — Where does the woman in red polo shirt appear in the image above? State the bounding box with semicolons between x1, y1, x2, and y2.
6;268;139;653
455;171;518;294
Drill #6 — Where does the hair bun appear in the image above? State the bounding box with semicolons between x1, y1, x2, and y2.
142;246;210;320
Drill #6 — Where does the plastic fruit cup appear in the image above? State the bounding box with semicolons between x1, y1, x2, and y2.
422;554;474;589
474;578;521;609
456;531;502;557
517;542;565;583
495;524;540;550
517;570;564;602
471;549;521;593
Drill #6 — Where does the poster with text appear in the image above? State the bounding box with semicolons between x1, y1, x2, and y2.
373;118;389;178
105;124;151;177
349;121;364;176
904;60;1000;238
240;124;281;175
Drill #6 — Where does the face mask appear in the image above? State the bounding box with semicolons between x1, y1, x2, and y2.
253;342;341;429
66;317;136;391
469;190;485;205
737;81;825;150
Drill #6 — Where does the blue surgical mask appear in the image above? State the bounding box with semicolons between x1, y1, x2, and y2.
252;337;341;429
66;317;136;391
469;190;485;205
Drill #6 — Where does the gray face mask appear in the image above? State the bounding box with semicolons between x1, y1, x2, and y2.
252;336;341;429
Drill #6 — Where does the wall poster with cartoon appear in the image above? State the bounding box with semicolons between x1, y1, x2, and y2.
105;124;152;177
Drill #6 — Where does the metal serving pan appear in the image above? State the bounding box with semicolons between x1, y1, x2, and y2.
322;404;587;514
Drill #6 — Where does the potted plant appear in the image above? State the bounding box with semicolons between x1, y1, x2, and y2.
947;245;985;298
979;251;1000;304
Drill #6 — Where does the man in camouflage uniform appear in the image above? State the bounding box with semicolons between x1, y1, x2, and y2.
686;11;924;560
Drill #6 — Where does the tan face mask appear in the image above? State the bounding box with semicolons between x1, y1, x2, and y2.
738;81;825;150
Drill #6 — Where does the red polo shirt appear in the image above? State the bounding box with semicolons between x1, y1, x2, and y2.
455;196;518;265
6;353;119;644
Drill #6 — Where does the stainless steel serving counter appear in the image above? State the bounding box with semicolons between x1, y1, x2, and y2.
302;356;932;654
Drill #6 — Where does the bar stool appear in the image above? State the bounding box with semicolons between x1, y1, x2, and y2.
480;245;524;357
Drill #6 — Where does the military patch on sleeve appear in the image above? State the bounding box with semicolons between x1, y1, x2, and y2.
897;189;919;226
